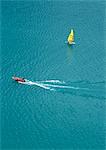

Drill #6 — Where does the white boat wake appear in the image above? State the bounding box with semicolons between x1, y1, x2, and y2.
20;79;89;90
18;79;106;99
19;80;65;90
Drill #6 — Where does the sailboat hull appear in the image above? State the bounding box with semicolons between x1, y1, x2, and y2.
67;29;75;45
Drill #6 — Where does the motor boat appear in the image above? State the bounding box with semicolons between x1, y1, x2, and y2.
12;76;26;82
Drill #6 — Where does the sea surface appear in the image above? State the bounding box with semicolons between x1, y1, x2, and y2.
1;1;106;150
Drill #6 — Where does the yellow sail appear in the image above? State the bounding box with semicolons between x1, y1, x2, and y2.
67;29;75;44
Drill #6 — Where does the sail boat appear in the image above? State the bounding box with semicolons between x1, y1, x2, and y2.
67;29;75;45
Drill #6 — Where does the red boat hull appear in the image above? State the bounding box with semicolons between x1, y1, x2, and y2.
12;77;25;82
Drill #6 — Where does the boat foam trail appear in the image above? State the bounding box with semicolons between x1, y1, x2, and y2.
19;79;106;99
20;80;53;90
39;80;65;84
38;83;89;90
22;80;86;90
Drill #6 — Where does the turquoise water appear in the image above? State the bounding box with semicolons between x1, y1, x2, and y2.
1;1;106;149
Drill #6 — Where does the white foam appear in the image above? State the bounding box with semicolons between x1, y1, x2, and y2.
19;80;89;91
39;80;65;84
37;83;87;90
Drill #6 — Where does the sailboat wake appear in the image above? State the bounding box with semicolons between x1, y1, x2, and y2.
21;79;106;99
